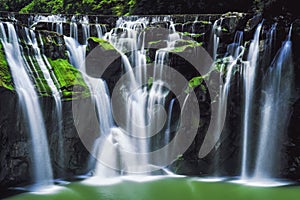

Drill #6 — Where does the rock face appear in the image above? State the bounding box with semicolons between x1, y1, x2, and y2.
0;88;30;187
0;20;92;189
0;12;300;190
0;92;92;188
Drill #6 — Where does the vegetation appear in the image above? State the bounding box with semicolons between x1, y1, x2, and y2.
0;0;298;17
170;40;203;53
47;58;90;100
88;37;115;50
0;42;14;90
22;54;53;96
20;0;64;14
18;0;135;15
185;75;208;94
0;0;31;12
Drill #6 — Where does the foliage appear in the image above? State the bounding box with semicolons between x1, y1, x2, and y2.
0;0;252;15
18;0;132;15
0;42;14;90
185;76;207;94
147;77;153;89
0;0;298;17
170;40;203;53
20;0;63;14
0;0;31;12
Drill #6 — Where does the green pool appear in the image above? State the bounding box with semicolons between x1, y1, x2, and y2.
6;176;300;200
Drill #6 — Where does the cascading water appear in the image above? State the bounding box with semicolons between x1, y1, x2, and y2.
25;29;64;168
1;13;299;192
164;99;175;161
262;23;277;68
0;22;53;187
210;19;222;60
64;16;93;72
200;31;245;175
88;78;117;177
63;16;106;71
240;22;263;179
100;18;150;174
94;17;182;175
253;27;294;180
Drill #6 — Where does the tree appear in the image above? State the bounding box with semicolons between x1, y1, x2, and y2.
0;0;32;12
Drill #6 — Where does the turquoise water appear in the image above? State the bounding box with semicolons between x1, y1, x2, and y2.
6;176;300;200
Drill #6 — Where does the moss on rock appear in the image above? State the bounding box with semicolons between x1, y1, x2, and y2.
88;37;115;51
185;75;209;94
170;40;203;53
0;42;14;90
47;58;90;101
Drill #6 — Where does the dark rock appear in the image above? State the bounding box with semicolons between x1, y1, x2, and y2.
0;87;93;188
245;14;263;32
151;21;170;29
174;23;183;32
86;38;122;94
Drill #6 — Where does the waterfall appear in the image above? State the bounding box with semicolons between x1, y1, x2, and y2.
164;99;175;161
56;22;63;35
100;18;149;174
262;24;277;68
240;22;263;179
64;15;93;72
210;19;222;60
253;27;294;180
199;31;245;174
65;21;87;71
26;29;64;169
89;78;117;177
64;36;86;71
0;22;53;187
1;13;299;189
96;24;106;38
30;14;66;34
93;17;181;175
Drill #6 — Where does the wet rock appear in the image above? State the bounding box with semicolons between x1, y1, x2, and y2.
143;27;170;46
86;37;122;94
0;87;93;188
151;21;170;29
174;23;183;32
244;14;263;40
39;31;67;60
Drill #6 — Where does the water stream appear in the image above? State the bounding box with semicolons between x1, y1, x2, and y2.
0;22;53;188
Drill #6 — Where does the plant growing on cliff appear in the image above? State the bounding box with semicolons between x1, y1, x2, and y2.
0;42;14;90
47;58;90;100
185;76;207;94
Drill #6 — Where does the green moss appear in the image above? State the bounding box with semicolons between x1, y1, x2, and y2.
170;40;203;53
221;27;228;32
0;42;14;90
146;55;152;64
188;76;203;88
199;20;212;25
148;77;153;89
89;37;115;51
22;55;53;96
214;56;232;72
47;58;90;101
185;74;209;94
148;40;163;45
182;32;204;38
